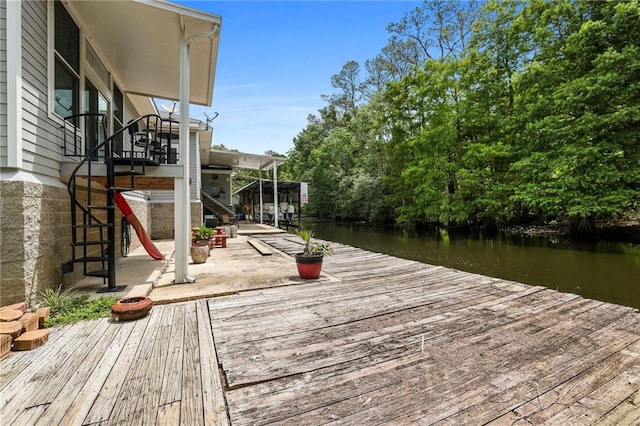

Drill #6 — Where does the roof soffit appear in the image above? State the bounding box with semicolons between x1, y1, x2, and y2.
65;0;221;106
206;150;287;171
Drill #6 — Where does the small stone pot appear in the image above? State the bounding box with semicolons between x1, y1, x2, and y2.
190;245;209;264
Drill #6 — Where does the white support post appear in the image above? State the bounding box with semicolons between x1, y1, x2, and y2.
174;28;195;284
7;0;22;168
259;168;264;224
273;160;279;229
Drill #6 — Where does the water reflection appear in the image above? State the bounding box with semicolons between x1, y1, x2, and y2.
303;220;640;310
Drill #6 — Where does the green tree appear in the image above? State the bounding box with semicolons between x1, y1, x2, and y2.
511;0;640;233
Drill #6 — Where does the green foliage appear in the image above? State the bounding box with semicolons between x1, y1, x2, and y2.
192;225;214;241
38;286;117;327
297;229;333;256
284;0;640;234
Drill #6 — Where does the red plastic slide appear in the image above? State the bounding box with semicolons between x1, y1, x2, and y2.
114;192;164;260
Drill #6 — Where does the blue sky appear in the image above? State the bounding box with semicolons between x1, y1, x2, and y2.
170;1;422;156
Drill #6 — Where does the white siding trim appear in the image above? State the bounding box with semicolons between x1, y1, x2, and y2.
191;131;200;200
46;0;54;118
6;0;22;167
1;169;67;189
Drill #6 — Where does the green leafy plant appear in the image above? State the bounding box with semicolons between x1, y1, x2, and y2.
192;224;214;242
297;229;333;256
38;286;118;327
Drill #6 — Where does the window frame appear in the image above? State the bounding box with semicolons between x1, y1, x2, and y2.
49;0;124;154
50;0;81;122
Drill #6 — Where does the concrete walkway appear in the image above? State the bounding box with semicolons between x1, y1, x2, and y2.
72;222;314;303
70;240;175;300
149;232;339;304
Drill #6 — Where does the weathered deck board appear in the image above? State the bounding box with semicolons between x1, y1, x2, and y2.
211;275;506;346
181;302;205;426
0;323;72;388
83;311;155;424
488;341;640;425
221;299;628;424
196;299;230;426
107;303;165;423
0;302;229;425
159;304;186;408
209;233;640;425
1;233;638;425
592;386;640;426
34;318;131;425
3;319;114;425
0;322;74;393
65;320;138;425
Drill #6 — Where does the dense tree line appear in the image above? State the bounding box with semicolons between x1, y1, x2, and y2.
282;0;640;234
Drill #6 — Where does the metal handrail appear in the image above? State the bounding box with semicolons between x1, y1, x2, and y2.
61;113;108;157
64;113;171;290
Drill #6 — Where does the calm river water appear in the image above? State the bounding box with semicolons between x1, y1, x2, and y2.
302;220;640;310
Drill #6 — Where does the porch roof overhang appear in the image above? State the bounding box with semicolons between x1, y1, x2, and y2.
66;0;221;106
205;150;287;171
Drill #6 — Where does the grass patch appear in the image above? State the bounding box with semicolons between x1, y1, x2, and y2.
38;286;118;327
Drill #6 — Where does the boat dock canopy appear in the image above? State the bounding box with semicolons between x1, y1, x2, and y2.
233;180;300;196
204;149;286;170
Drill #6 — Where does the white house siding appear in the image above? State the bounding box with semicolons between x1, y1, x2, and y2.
190;131;203;228
0;1;157;306
0;1;73;307
190;131;200;200
0;1;7;165
21;0;62;178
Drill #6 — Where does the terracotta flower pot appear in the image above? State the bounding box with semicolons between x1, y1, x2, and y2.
111;296;153;321
295;254;324;279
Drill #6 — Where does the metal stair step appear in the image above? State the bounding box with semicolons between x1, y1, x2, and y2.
84;270;109;278
88;205;114;210
73;241;108;246
113;170;145;176
73;223;111;229
74;256;108;263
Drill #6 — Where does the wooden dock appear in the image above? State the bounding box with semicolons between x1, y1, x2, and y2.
0;300;227;426
1;233;639;424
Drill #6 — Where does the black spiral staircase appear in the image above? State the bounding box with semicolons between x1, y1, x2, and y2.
63;113;165;292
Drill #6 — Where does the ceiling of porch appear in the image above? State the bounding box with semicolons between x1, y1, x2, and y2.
66;0;222;106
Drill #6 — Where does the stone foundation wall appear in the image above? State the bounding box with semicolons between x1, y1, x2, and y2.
125;197;149;253
0;180;154;306
150;201;202;239
151;203;173;239
0;181;75;306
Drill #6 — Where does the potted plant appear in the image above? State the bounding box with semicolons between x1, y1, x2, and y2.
295;229;333;279
192;225;213;246
190;225;213;263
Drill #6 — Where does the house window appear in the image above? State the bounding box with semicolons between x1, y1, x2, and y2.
85;78;109;158
54;0;80;118
113;85;124;155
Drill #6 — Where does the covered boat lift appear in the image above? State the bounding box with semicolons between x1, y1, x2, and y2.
202;150;288;227
234;180;302;229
